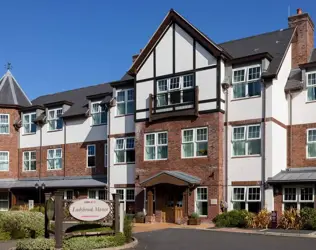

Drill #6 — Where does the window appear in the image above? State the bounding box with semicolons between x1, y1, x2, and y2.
47;108;63;131
307;73;316;101
91;102;107;125
182;128;208;158
116;89;134;115
145;132;168;160
23;113;36;134
283;186;314;210
232;66;261;99
64;190;74;200
87;145;96;168
307;129;316;158
0;114;9;134
0;192;9;211
104;143;107;167
47;148;62;170
156;74;194;107
0;152;9;171
232;125;261;156
196;187;208;216
232;187;261;213
115;138;135;163
23;151;36;171
88;189;106;200
116;188;135;214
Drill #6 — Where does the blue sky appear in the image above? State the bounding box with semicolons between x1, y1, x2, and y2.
1;0;315;100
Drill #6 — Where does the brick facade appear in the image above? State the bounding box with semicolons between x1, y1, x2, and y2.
134;113;224;219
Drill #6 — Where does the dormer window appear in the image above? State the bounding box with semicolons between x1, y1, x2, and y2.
47;108;63;131
91;102;107;125
23;113;37;134
307;72;316;101
232;66;261;99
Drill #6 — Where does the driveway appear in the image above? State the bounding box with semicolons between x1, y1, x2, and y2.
133;228;316;250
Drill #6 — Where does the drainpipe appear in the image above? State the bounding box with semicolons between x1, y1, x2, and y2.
289;91;293;168
107;106;111;200
261;79;266;209
63;120;66;178
224;86;229;203
39;123;42;180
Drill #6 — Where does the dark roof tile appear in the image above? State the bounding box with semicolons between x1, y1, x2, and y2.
285;68;303;92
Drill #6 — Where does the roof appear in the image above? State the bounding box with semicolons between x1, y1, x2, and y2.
268;167;316;183
32;82;113;118
220;27;295;76
285;68;303;92
140;171;201;186
0;70;32;107
310;48;316;62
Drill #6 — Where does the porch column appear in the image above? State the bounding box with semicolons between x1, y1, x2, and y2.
147;190;154;216
183;188;188;217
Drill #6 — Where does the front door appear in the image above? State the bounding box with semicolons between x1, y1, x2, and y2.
165;190;183;223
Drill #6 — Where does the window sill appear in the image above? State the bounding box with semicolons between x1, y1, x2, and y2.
181;156;208;159
47;129;63;133
0;133;9;135
23;170;37;172
144;159;168;162
114;163;135;166
47;168;63;171
115;114;134;118
0;170;9;172
305;100;316;104
22;133;36;136
87;166;96;168
306;157;316;160
231;95;261;102
91;123;107;127
231;155;261;159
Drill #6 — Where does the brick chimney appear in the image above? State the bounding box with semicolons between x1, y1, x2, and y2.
132;49;143;63
288;8;315;68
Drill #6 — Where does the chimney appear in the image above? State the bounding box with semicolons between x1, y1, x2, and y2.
132;49;143;63
288;8;315;68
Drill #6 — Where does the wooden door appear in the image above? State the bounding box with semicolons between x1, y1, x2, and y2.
165;190;183;223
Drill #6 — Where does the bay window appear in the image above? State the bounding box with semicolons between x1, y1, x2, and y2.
196;187;208;216
0;114;9;134
232;66;261;99
91;102;107;125
47;108;63;131
145;132;168;160
307;129;316;158
115;138;135;163
232;187;261;213
47;148;62;170
232;125;261;156
307;72;316;101
116;89;134;115
23;113;37;134
182;127;208;158
23;151;36;171
283;186;314;210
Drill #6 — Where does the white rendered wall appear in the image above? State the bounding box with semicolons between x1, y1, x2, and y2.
136;80;153;111
20;129;41;148
137;53;154;81
156;26;173;76
175;24;193;73
196;68;217;101
195;42;216;69
41;123;64;146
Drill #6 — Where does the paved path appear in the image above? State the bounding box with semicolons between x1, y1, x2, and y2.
133;228;316;250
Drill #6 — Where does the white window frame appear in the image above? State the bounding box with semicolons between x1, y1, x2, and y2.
0;192;9;211
232;187;246;202
181;127;208;158
232;65;261;100
116;188;135;212
283;186;298;202
144;132;168;161
116;89;134;116
64;190;74;200
306;128;316;159
22;113;37;134
306;72;316;102
87;144;96;168
23;151;36;172
232;124;261;157
0;151;9;171
114;137;135;164
0;114;9;135
91;101;107;126
232;186;261;211
47;148;62;170
88;189;107;200
47;108;63;131
283;186;314;211
195;187;208;217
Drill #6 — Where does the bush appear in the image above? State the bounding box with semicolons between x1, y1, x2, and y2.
190;212;200;219
300;207;316;230
65;223;112;233
63;234;125;250
10;205;21;211
124;215;133;243
250;209;271;229
278;208;302;230
213;210;253;228
16;238;55;250
30;206;45;214
0;211;45;239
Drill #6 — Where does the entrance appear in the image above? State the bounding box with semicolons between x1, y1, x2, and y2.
163;186;184;223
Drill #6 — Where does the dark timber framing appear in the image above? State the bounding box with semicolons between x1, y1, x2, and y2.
172;23;176;74
216;57;221;110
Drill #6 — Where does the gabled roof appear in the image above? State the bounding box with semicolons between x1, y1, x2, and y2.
32;82;112;118
0;70;32;107
220;27;295;77
285;68;302;92
128;9;232;75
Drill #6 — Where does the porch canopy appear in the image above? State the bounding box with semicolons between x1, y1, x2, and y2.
140;171;201;187
268;167;316;184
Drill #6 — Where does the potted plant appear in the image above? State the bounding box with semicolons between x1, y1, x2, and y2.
135;212;145;223
188;212;201;225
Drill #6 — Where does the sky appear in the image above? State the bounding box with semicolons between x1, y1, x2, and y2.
1;0;316;100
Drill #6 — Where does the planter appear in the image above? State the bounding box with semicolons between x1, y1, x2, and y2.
188;218;201;225
135;217;145;223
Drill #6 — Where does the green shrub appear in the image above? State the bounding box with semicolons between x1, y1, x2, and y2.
10;205;21;211
300;207;316;230
16;238;55;250
190;212;200;219
65;223;112;233
0;211;45;239
30;206;45;214
278;208;302;230
213;210;252;228
124;215;133;243
249;209;271;229
63;234;125;250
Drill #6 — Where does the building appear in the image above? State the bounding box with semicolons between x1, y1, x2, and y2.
0;7;316;222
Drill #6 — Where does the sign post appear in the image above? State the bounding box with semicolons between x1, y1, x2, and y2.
54;191;63;250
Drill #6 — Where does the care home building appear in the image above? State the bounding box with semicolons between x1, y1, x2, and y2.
1;7;316;222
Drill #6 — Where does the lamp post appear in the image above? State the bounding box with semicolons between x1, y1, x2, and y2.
35;183;46;205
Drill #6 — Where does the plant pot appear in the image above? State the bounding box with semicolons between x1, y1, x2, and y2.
188;218;201;225
135;217;145;223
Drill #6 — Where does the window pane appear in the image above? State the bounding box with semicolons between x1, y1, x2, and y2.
92;113;101;125
88;145;95;156
233;127;245;140
55;149;62;158
233;202;246;210
248;81;261;96
300;187;313;201
248;202;261;213
30;161;36;171
117;189;124;200
157;80;167;92
99;190;106;200
158;133;167;145
127;101;134;114
146;134;155;146
56;118;63;130
126;189;135;201
248;140;261;155
157;146;168;159
233;188;245;201
196;128;207;141
284;188;297;201
233;70;245;82
24;152;30;161
233;141;246;156
308;130;316;142
170;91;181;104
117;103;126;115
307;87;316;101
308;73;316;86
183;75;193;88
308;143;316;158
127;89;134;101
126;150;135;163
55;158;62;169
183;130;193;142
248;187;261;201
157;93;168;107
116;151;125;163
248;126;260;139
126;138;134;149
91;103;99;113
0;201;8;211
117;92;125;102
248;67;261;80
145;147;155;160
196;201;208;216
88;156;95;167
183;89;194;103
233;83;246;98
170;77;180;89
197;188;207;200
88;190;96;199
196;142;207;156
116;139;124;149
47;159;54;170
66;190;73;200
182;143;194;157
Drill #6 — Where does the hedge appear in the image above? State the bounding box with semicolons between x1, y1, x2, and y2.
16;238;55;250
213;210;252;228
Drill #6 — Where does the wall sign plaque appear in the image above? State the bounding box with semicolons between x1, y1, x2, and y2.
69;199;110;221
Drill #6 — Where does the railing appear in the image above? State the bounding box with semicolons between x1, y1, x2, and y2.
149;86;199;121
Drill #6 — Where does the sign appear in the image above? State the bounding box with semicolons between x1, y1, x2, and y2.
46;198;55;221
69;199;110;221
271;211;278;229
28;200;34;210
210;199;218;205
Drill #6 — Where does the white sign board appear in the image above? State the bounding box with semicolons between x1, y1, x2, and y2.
210;199;218;205
69;199;110;221
28;200;34;210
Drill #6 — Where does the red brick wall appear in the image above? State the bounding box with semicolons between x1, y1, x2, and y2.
135;113;224;219
274;189;283;221
0;108;19;178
